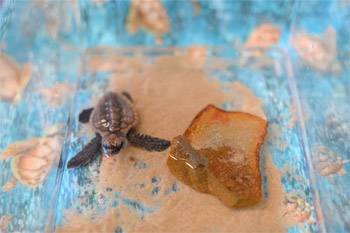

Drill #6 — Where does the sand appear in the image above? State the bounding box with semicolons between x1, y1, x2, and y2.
58;50;286;233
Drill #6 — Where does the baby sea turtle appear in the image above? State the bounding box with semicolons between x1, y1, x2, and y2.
67;91;170;168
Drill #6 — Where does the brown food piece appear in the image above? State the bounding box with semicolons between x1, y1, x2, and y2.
167;105;268;208
168;135;209;193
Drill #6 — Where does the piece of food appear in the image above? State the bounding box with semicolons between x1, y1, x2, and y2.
168;135;209;193
167;105;268;208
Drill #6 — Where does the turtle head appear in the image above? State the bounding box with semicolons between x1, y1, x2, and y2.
102;132;127;156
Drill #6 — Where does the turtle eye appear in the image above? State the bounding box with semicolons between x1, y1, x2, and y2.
102;144;111;151
102;144;112;155
113;142;124;154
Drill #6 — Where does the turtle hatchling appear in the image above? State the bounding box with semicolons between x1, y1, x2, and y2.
67;91;171;168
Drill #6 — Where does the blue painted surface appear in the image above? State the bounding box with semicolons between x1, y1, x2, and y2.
0;0;349;232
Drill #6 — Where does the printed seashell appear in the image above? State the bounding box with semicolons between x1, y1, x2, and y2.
0;53;32;103
1;134;61;188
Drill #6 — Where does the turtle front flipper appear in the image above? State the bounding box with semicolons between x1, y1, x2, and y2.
79;108;94;123
127;128;170;152
67;134;102;169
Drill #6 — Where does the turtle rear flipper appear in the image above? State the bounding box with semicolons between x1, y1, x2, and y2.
122;91;133;102
67;134;102;168
127;128;170;152
79;108;94;123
